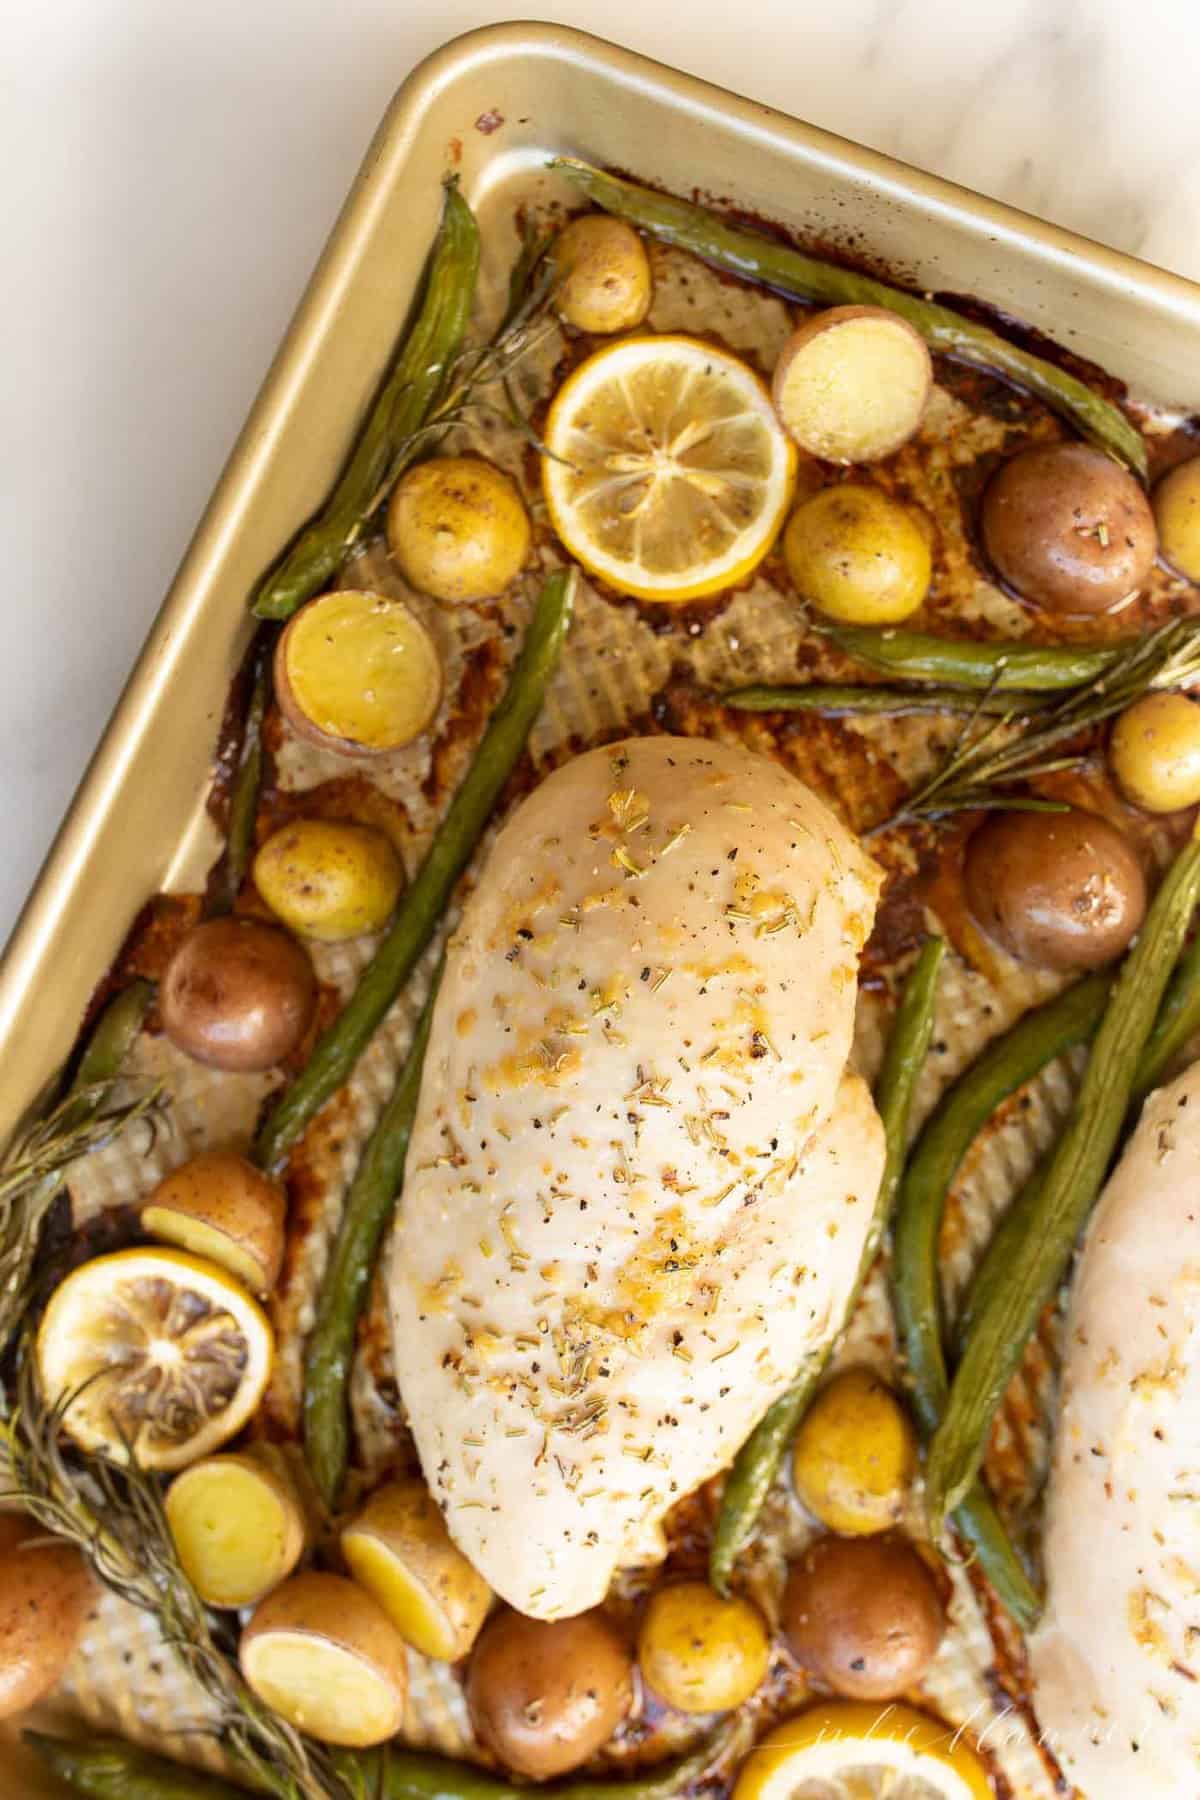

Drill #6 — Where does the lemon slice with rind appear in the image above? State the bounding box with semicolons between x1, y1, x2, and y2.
542;334;795;602
36;1247;273;1472
732;1703;994;1800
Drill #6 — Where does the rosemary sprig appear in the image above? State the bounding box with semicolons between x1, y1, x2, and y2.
877;617;1200;830
2;1350;348;1800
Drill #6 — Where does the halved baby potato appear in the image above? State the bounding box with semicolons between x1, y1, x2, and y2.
341;1477;492;1662
275;590;442;755
254;819;404;942
142;1151;286;1296
166;1447;308;1608
240;1571;408;1747
772;305;932;463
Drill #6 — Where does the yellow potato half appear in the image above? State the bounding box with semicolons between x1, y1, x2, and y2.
772;306;931;463
255;819;403;942
387;456;531;604
791;1367;918;1536
276;590;442;755
166;1449;307;1608
342;1477;492;1661
1154;455;1200;583
142;1151;286;1296
240;1571;407;1747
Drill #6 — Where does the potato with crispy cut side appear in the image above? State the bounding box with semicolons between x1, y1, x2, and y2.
255;819;403;943
772;306;932;464
783;483;932;623
341;1477;491;1662
142;1151;285;1296
275;590;442;756
791;1367;918;1537
0;1516;96;1720
166;1447;308;1608
553;215;652;334
240;1571;407;1747
160;917;316;1074
387;457;531;604
1154;455;1200;582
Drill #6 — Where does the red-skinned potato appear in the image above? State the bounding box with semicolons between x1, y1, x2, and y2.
772;306;932;463
980;442;1156;614
160;917;316;1073
782;1534;944;1701
0;1515;95;1719
466;1607;633;1780
963;807;1146;972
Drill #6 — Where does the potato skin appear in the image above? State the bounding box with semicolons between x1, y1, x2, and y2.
143;1150;286;1294
387;456;531;604
783;484;932;623
341;1477;492;1662
255;820;403;942
772;306;931;463
0;1521;95;1719
554;216;652;335
963;808;1146;973
240;1571;408;1748
791;1367;917;1536
1110;692;1200;814
637;1581;770;1713
980;443;1157;614
466;1607;633;1779
160;917;316;1072
1154;456;1200;582
782;1534;944;1701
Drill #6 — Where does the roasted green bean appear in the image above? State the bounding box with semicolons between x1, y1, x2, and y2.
723;682;1052;718
24;1733;249;1800
890;971;1110;1627
552;161;1148;479
255;569;575;1170
709;938;944;1593
304;967;441;1508
926;827;1200;1523
211;633;273;915
1131;923;1200;1103
823;625;1129;692
251;184;480;623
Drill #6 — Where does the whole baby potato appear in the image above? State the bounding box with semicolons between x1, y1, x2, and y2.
160;917;316;1072
466;1607;633;1779
637;1580;770;1713
1110;691;1200;814
782;1534;944;1701
255;819;403;942
1154;455;1200;582
792;1367;918;1536
0;1517;95;1719
963;807;1146;973
980;442;1157;614
387;456;531;604
554;215;653;334
783;484;932;623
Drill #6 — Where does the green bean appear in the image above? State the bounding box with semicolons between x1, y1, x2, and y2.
890;971;1110;1627
304;966;441;1508
211;633;274;915
251;185;480;623
71;980;155;1095
723;682;1053;718
255;570;575;1170
709;938;944;1594
926;827;1200;1523
1131;924;1200;1103
24;1732;249;1800
552;161;1148;480
351;1724;739;1800
823;625;1128;693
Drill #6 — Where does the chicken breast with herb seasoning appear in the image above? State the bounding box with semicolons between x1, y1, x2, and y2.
388;736;884;1619
1030;1060;1200;1797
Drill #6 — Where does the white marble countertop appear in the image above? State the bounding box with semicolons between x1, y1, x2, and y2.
5;0;1199;944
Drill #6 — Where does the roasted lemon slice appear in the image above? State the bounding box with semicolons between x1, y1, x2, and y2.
36;1247;273;1472
732;1704;993;1800
542;334;795;602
